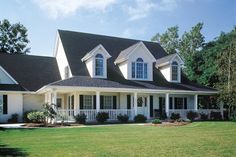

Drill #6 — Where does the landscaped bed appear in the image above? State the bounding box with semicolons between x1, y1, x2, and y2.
0;122;236;157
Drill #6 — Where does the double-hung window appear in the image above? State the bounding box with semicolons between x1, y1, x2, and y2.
131;58;148;79
172;61;178;81
95;54;104;76
103;96;113;109
83;95;93;109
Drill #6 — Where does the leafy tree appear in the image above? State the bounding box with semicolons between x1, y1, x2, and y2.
151;26;179;54
0;19;30;54
179;23;205;81
216;28;236;117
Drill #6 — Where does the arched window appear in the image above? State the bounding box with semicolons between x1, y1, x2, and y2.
132;58;148;79
172;61;178;81
95;54;104;76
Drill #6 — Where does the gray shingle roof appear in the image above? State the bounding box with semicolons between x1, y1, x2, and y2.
156;53;177;67
0;53;61;91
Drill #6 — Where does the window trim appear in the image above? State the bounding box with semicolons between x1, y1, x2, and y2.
0;95;3;114
131;58;148;80
83;95;93;109
171;61;180;82
94;53;105;77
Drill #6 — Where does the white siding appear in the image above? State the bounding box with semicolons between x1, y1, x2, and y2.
160;65;171;81
118;62;128;79
55;37;72;79
23;94;44;112
0;93;23;123
0;67;16;84
85;58;93;77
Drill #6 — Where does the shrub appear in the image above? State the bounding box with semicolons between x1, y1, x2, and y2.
23;110;36;122
8;113;18;123
200;113;208;120
210;111;222;120
27;111;45;123
117;114;129;123
152;119;161;124
230;113;236;122
160;112;167;120
170;113;180;120
134;114;147;123
74;113;87;124
183;118;191;123
96;112;109;123
187;111;198;121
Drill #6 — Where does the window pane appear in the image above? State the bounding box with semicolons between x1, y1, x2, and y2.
95;58;103;76
136;58;143;62
136;62;143;78
144;63;147;79
175;98;184;109
172;65;178;81
0;95;2;114
84;95;93;109
104;96;113;109
132;62;135;78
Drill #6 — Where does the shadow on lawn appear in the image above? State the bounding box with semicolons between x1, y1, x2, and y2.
0;144;28;156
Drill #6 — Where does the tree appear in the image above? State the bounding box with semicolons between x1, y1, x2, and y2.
216;28;236;117
179;23;205;81
0;19;30;54
151;26;179;54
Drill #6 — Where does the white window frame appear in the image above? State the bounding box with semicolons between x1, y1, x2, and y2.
131;58;148;80
64;66;69;79
170;61;180;82
83;95;93;109
95;54;104;77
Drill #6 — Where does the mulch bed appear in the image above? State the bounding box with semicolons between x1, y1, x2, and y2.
145;121;191;127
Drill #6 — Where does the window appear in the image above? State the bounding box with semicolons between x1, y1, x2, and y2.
104;96;113;109
57;98;62;108
95;54;104;76
174;97;187;109
172;61;178;81
64;66;69;79
83;95;93;109
0;95;3;114
131;58;148;79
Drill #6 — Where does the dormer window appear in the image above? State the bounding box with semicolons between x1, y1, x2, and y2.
171;61;178;81
132;58;148;79
95;54;104;76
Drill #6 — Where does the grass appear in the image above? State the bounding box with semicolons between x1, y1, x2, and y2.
0;122;236;157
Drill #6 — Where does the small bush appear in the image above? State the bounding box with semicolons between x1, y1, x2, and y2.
210;111;222;120
200;113;208;120
74;113;87;124
96;112;109;123
170;113;180;120
230;113;236;122
23;110;36;122
27;111;45;123
187;111;198;121
152;119;161;124
160;112;167;120
134;114;147;123
183;118;191;123
8;113;18;123
117;114;129;123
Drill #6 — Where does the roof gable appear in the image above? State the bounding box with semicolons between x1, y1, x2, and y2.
81;44;111;62
114;41;156;64
156;53;184;68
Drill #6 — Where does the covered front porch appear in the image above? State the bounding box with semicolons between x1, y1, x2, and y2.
43;87;220;122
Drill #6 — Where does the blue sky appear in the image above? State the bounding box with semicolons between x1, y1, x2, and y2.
0;0;235;56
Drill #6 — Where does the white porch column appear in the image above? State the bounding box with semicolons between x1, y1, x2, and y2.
134;92;138;116
147;96;150;119
194;94;198;111
96;91;100;113
165;93;170;117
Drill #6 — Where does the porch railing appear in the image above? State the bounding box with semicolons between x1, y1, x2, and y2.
169;109;222;118
56;109;134;122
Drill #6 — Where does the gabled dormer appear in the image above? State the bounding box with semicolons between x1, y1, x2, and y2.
156;53;184;83
115;42;156;81
81;44;111;78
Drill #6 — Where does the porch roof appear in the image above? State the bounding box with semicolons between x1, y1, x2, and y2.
46;76;217;93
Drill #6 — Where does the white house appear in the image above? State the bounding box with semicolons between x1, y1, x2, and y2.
0;30;219;123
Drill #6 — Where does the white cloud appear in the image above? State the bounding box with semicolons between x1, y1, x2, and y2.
124;0;193;21
124;0;156;21
120;27;147;39
33;0;117;19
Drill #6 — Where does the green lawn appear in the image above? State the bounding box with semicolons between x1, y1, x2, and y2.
0;122;236;157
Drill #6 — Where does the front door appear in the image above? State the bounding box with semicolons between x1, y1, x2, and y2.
137;96;148;116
